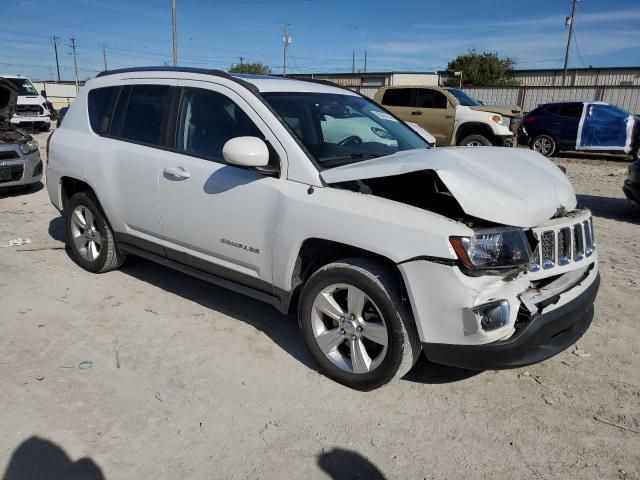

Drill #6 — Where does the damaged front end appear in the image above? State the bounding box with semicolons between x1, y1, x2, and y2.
0;78;42;187
321;147;599;369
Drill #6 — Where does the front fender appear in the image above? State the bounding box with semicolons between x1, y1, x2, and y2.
271;181;471;291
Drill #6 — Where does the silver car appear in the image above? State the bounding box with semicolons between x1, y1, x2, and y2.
0;78;42;189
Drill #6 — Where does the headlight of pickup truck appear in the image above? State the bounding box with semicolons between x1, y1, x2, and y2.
450;228;532;271
491;115;511;128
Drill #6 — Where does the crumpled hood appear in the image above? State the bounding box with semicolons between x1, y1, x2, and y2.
469;105;521;116
320;147;577;228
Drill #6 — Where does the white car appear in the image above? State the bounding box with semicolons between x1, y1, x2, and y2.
0;78;42;188
46;68;599;390
1;74;51;131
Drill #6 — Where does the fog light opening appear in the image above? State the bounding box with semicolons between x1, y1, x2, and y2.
473;300;510;332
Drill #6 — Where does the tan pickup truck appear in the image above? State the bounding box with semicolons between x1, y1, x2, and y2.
374;86;521;147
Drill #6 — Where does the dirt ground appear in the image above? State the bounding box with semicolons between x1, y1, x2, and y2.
1;133;639;479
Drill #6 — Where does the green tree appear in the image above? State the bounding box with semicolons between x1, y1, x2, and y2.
444;50;519;87
228;62;271;75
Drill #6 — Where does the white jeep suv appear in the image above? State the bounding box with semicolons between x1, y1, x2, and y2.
46;67;599;390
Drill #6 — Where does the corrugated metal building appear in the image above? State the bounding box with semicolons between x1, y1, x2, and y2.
288;71;438;98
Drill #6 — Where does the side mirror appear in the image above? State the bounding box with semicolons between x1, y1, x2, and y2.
222;136;269;167
41;90;47;98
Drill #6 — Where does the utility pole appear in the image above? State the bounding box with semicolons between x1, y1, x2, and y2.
352;50;355;73
240;56;244;66
70;37;79;93
52;36;61;82
364;50;367;73
282;24;291;76
102;44;108;71
171;0;178;66
562;0;578;86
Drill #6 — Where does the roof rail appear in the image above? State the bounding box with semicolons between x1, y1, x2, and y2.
96;66;231;78
94;66;259;93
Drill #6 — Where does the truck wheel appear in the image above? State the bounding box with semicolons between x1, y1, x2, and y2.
298;258;421;390
459;134;492;146
65;191;125;273
530;134;557;157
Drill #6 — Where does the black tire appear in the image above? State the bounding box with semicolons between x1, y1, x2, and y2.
530;134;557;157
65;191;125;273
458;134;492;146
298;257;421;390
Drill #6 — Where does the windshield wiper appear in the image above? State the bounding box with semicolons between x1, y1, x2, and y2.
321;153;381;163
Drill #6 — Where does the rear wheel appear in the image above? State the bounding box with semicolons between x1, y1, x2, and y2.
298;258;421;390
459;134;492;146
65;191;125;273
530;134;557;157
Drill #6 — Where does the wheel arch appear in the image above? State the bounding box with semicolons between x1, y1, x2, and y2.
454;122;496;145
280;237;410;315
60;176;98;212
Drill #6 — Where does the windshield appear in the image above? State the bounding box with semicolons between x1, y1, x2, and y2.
445;88;483;106
5;78;38;96
261;92;429;168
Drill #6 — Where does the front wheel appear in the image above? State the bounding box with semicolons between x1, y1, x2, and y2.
298;258;421;390
459;134;492;146
530;134;557;157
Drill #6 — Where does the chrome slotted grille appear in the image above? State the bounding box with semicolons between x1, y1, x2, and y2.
530;213;595;273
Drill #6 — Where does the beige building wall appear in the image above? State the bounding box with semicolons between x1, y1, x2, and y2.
390;73;438;86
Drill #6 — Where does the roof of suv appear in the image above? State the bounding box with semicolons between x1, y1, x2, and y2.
94;66;356;96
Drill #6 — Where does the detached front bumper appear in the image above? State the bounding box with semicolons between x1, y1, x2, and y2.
424;273;599;370
11;116;51;131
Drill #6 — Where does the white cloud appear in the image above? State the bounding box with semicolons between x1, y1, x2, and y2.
370;7;640;69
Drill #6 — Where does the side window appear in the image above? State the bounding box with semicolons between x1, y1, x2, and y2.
548;104;583;118
415;89;448;109
176;87;264;162
87;86;120;134
381;88;413;107
119;85;172;146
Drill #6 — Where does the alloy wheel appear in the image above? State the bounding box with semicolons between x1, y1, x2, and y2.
532;137;554;156
70;205;102;261
310;283;388;374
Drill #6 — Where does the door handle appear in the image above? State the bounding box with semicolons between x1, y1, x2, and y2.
411;111;422;115
163;166;190;179
445;115;453;119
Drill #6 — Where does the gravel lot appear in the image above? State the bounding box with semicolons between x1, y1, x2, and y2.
1;132;639;479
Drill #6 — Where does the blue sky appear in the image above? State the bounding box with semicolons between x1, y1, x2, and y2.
2;0;640;80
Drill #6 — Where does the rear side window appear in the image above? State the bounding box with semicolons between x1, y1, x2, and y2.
381;88;414;107
545;104;583;118
117;85;172;146
88;86;120;134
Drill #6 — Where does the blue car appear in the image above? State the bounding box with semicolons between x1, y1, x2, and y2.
520;102;639;160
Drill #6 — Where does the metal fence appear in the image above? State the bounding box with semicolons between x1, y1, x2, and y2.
464;86;640;115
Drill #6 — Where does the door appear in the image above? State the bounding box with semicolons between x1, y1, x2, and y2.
544;103;582;149
158;81;285;292
411;88;455;146
378;87;415;125
86;82;176;249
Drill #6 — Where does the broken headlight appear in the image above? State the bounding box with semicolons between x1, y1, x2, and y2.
450;228;532;271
